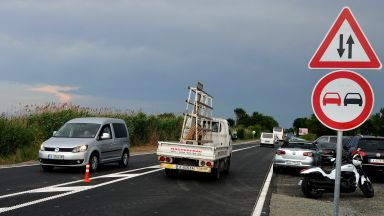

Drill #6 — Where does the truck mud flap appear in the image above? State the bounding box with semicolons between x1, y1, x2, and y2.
160;163;211;173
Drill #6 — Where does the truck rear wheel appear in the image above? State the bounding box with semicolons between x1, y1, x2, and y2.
165;169;178;178
223;157;231;174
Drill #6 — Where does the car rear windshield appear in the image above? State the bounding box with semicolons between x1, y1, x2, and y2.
262;133;273;138
54;123;100;138
282;142;316;149
357;139;384;151
318;142;335;149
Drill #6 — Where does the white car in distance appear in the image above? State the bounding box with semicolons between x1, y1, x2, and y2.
260;132;277;147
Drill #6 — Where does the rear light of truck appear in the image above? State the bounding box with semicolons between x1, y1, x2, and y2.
206;161;213;167
303;152;313;157
276;150;286;155
158;156;166;162
200;161;206;166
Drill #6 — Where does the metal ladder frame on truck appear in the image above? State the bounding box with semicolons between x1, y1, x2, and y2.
180;82;214;145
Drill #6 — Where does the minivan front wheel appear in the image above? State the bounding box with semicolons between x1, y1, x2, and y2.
89;153;99;172
119;150;129;167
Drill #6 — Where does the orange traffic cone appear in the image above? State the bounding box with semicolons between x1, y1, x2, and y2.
84;163;91;183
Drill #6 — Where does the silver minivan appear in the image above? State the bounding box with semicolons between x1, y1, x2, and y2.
39;117;130;172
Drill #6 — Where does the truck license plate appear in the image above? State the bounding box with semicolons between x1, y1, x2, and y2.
48;154;64;160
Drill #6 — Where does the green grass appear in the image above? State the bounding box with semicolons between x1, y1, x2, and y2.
0;103;183;165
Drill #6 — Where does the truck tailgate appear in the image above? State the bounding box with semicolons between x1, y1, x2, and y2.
157;141;230;161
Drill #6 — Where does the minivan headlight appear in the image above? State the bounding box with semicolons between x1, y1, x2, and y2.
72;145;88;153
40;144;45;151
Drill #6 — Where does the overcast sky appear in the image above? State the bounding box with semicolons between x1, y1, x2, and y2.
0;0;383;128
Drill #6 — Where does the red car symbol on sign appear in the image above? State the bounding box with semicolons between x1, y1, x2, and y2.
323;92;341;106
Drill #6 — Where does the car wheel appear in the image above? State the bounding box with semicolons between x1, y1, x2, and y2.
119;150;129;168
89;153;99;172
42;165;54;172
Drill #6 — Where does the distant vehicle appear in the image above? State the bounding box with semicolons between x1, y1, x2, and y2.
289;136;307;142
344;93;363;106
39;117;130;172
260;132;277;147
316;142;336;164
313;135;352;146
347;135;384;173
323;92;341;106
273;141;321;172
273;127;284;141
231;131;238;140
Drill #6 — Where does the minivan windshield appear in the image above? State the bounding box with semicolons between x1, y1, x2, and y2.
54;123;100;138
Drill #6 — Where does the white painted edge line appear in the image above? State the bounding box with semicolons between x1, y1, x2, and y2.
252;162;274;216
0;168;162;214
0;145;258;214
0;163;39;169
0;151;157;170
0;165;160;199
0;142;258;170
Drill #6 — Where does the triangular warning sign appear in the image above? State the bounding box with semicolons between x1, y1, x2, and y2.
309;7;381;69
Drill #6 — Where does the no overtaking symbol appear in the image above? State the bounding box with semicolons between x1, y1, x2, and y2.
311;70;374;131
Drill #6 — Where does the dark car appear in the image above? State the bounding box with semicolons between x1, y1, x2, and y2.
344;93;363;106
316;142;336;164
313;135;351;146
347;135;384;173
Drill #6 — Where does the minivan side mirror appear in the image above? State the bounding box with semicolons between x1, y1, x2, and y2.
101;133;111;140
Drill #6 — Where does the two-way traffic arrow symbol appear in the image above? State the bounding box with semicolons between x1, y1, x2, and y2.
337;34;354;59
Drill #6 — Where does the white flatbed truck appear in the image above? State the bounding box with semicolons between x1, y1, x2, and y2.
157;83;233;179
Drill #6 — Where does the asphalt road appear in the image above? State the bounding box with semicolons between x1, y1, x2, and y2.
0;142;275;216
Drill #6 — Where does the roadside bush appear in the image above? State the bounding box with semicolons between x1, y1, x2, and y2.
0;103;183;164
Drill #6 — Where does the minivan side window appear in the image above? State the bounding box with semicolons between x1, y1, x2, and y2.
99;124;112;139
112;123;128;138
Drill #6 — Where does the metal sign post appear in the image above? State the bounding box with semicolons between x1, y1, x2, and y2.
333;130;343;216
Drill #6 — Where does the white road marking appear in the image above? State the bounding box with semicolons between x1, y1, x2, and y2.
252;162;274;216
0;146;258;214
233;145;257;152
0;141;258;170
0;163;39;169
0;167;161;214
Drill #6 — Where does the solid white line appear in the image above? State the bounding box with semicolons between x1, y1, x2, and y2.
0;167;162;214
233;145;257;152
0;165;160;199
0;163;39;169
252;162;274;216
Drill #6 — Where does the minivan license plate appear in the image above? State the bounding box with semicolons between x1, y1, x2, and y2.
48;154;64;160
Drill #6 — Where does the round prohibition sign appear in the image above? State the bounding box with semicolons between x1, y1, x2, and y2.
312;70;374;131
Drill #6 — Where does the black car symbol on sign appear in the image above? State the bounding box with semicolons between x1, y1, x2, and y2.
344;93;363;106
